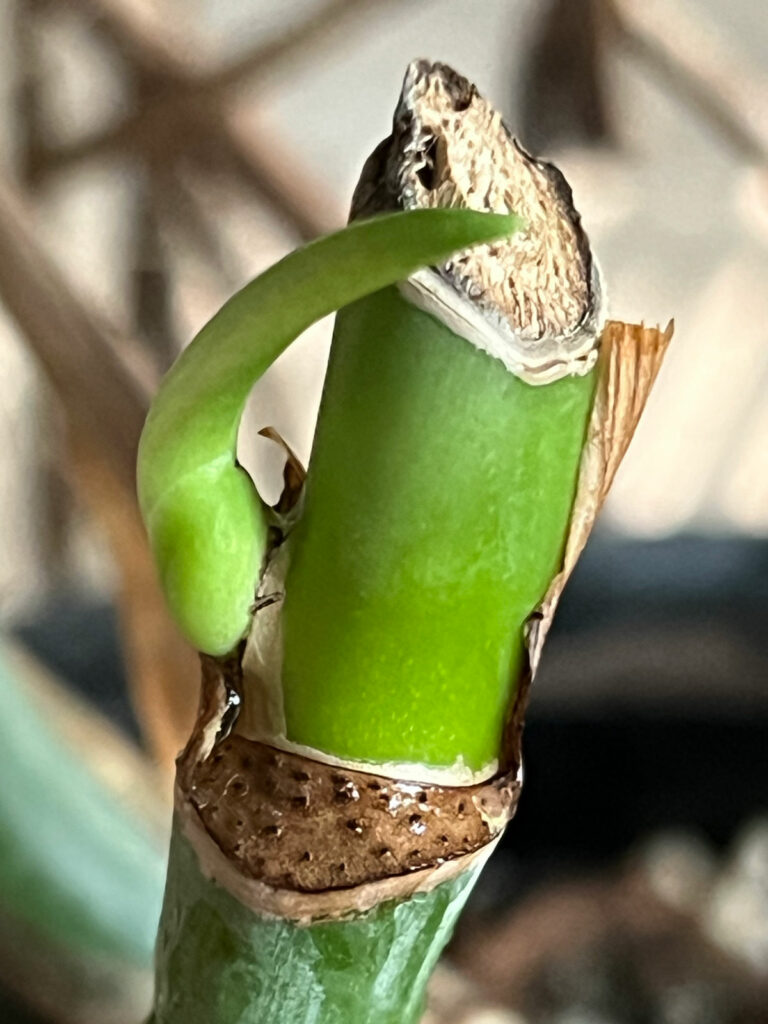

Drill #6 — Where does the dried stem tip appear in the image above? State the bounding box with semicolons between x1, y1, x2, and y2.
353;60;603;384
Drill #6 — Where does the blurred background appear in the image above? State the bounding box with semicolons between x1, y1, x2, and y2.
0;1;766;1022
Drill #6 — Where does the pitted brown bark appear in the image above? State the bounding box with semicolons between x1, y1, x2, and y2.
182;730;519;893
176;654;520;894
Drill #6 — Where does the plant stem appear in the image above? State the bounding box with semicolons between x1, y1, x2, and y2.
146;61;671;1024
279;285;595;774
153;822;482;1024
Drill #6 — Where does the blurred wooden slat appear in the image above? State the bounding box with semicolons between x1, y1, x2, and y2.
70;436;198;774
33;0;400;242
130;149;178;369
0;173;196;770
425;966;523;1024
520;0;612;152
39;0;353;239
74;0;198;81
0;176;147;491
80;0;382;89
222;107;342;238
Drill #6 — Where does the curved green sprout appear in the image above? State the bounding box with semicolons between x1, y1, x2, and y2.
137;210;523;655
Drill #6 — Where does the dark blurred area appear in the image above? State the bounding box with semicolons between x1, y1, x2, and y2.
521;534;768;865
0;1;767;1022
460;536;768;1022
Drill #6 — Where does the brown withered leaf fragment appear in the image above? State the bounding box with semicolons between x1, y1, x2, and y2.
526;318;674;675
178;649;244;772
257;425;306;516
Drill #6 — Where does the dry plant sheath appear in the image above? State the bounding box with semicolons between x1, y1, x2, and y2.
141;62;672;1024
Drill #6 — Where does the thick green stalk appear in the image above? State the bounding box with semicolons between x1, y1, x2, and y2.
153;823;481;1024
280;287;594;772
151;285;592;1024
140;56;662;1024
140;208;525;1024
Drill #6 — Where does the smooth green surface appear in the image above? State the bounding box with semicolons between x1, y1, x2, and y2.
0;648;165;965
154;821;479;1024
138;210;522;656
282;288;595;771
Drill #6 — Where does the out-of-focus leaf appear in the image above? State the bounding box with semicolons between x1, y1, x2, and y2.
0;641;167;1022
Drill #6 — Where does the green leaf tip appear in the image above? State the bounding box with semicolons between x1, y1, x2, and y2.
137;208;523;655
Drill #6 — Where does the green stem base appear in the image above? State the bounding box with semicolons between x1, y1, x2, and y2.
153;820;482;1024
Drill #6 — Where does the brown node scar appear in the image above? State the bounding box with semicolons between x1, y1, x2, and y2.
352;60;602;383
179;656;520;895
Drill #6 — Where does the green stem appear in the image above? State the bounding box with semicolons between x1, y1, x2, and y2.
154;822;480;1024
280;287;594;772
